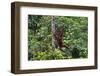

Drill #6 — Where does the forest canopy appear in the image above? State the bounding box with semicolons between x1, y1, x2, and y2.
28;15;88;60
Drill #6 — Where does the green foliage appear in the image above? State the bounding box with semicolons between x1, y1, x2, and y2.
28;15;88;60
29;48;65;60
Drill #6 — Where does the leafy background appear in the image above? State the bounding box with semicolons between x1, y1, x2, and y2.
28;15;88;60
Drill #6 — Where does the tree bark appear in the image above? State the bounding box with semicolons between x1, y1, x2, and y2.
51;16;57;48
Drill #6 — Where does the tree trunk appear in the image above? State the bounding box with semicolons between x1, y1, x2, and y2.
51;16;69;50
51;16;57;48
